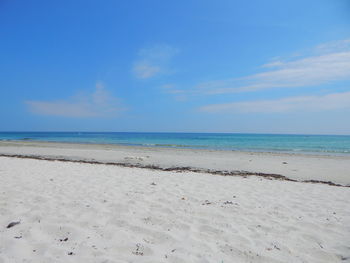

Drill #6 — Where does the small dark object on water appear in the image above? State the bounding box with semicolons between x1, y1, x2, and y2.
14;236;22;239
68;252;74;255
6;221;20;228
60;237;68;242
282;162;288;164
151;182;157;186
223;201;234;205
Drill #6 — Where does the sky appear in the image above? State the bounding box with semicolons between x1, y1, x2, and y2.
1;0;350;134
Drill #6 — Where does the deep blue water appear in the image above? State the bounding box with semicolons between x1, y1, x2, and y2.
1;132;350;155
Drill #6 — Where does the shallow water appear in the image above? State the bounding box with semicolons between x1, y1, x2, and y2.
1;132;350;155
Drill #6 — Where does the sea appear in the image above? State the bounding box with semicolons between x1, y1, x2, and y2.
0;132;350;156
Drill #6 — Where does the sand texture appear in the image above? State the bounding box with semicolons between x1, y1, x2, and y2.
0;141;350;185
1;157;350;263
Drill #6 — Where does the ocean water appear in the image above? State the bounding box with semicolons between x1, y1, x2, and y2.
0;132;350;155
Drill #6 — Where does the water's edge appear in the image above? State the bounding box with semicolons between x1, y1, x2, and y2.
2;139;350;158
1;136;350;157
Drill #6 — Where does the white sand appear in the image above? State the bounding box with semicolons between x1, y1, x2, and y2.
1;157;350;263
1;141;350;185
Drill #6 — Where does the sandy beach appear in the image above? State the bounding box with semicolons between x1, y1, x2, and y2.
1;155;350;263
0;142;349;262
0;140;350;185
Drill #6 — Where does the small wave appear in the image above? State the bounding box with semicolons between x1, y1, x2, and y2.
153;143;196;148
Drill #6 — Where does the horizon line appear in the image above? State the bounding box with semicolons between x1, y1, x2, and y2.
0;131;350;136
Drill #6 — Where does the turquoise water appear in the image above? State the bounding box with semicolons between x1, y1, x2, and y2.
0;132;350;155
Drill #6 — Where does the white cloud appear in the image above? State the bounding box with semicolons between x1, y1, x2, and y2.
315;39;350;54
200;91;350;113
133;44;179;79
160;84;188;101
196;39;350;94
133;63;161;79
26;83;124;118
261;60;285;68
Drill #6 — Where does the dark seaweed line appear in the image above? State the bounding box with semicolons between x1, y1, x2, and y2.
0;153;347;187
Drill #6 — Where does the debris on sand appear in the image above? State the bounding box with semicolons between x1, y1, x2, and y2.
6;221;20;229
132;243;144;256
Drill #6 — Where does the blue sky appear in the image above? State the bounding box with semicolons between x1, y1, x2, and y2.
1;0;350;134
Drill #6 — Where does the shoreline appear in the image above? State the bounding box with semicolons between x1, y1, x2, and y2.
1;139;350;158
1;138;350;157
1;140;350;186
0;153;346;187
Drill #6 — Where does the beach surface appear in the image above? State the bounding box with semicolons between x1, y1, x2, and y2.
1;156;350;263
0;140;350;185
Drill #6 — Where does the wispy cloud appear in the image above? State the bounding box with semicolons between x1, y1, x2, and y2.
161;84;186;95
26;83;124;118
199;91;350;113
196;39;350;94
132;44;179;79
133;63;161;79
315;39;350;53
161;84;188;101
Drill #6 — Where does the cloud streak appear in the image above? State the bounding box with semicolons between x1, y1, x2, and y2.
196;39;350;94
160;84;188;101
132;45;179;79
133;63;161;79
200;91;350;113
26;83;124;118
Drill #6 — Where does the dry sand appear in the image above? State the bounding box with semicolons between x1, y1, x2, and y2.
1;156;350;263
0;140;350;185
